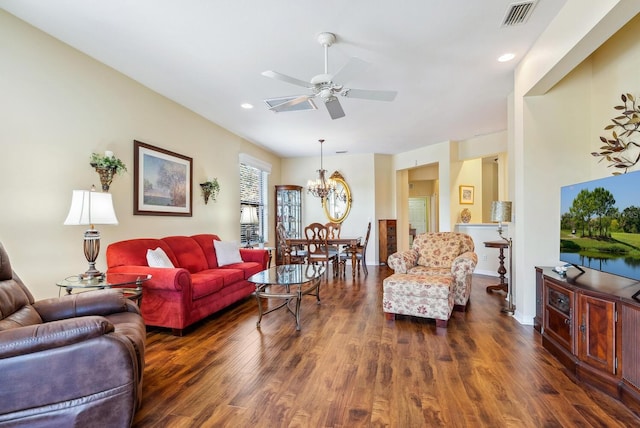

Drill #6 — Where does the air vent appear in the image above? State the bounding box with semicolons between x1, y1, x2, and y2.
501;0;538;27
264;96;317;112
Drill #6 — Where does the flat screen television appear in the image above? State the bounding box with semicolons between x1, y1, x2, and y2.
560;170;640;281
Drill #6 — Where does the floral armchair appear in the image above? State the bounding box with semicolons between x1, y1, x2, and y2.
387;232;477;310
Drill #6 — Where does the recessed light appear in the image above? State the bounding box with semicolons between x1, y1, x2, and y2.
241;103;254;109
498;53;515;62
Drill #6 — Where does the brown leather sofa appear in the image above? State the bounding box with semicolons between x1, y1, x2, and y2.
0;242;146;427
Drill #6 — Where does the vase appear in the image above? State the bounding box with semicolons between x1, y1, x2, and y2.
461;208;471;223
93;166;116;192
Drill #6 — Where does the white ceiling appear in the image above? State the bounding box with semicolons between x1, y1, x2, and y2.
0;0;567;158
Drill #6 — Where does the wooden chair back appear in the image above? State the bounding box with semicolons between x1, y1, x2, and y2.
305;223;330;260
325;222;341;239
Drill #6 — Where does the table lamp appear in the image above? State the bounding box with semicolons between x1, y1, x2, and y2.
64;186;118;278
490;201;512;239
490;200;514;314
240;205;259;247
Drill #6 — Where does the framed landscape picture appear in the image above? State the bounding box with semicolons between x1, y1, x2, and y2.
134;140;192;216
459;185;474;205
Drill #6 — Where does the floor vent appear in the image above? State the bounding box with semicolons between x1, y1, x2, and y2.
501;0;538;27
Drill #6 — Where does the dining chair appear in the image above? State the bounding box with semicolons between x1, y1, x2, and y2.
276;222;306;264
304;222;338;276
340;221;371;276
325;221;342;254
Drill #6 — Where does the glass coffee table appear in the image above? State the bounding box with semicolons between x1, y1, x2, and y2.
56;273;152;304
248;264;325;330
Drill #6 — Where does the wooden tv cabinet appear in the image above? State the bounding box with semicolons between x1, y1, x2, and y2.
535;266;640;416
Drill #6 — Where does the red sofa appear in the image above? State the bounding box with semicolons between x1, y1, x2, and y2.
106;234;268;335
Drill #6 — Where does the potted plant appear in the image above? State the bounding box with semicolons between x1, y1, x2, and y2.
200;178;220;204
90;151;127;191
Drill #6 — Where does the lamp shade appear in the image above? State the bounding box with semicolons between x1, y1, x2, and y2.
490;201;512;223
64;190;118;226
240;205;259;224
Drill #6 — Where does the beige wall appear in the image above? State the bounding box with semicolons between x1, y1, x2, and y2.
452;158;482;225
0;11;281;299
513;2;640;324
280;153;378;264
3;2;639;311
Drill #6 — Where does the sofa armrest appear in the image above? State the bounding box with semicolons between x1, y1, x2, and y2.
239;248;269;268
0;316;113;359
108;265;191;292
33;289;130;322
451;251;478;280
387;249;419;273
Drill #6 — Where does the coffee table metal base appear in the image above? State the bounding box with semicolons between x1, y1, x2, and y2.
254;278;321;331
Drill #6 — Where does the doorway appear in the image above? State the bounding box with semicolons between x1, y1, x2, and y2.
408;197;427;246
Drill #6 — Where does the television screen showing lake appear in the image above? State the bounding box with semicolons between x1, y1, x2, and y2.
560;170;640;282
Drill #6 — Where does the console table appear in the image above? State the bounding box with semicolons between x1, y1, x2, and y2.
536;266;640;416
484;240;509;293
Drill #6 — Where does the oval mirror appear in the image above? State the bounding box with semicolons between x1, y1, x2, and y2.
323;171;352;223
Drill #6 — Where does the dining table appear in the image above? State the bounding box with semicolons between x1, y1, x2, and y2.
284;237;361;278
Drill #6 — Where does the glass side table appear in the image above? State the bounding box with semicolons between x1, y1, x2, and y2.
56;273;152;304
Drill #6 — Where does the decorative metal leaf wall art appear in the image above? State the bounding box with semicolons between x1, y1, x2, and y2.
592;93;640;175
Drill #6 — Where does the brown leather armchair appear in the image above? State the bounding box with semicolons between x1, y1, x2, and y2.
0;242;146;427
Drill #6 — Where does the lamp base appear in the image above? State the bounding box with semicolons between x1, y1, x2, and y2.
79;270;105;281
82;229;103;280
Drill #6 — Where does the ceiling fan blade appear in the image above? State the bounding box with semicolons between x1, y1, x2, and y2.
342;88;397;102
268;95;314;112
325;97;345;120
331;57;370;85
261;70;311;88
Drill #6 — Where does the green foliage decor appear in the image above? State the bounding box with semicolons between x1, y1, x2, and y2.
592;93;640;175
200;178;220;204
90;152;127;175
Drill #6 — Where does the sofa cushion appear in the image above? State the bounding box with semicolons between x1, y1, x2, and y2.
214;240;243;266
191;269;244;299
416;233;462;268
162;236;209;273
107;239;177;268
146;247;174;268
407;266;451;276
191;234;222;268
0;277;43;330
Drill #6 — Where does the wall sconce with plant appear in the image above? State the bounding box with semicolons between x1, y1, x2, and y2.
592;93;640;175
90;151;127;192
200;178;220;204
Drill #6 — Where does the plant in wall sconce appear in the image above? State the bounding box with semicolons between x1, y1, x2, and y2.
200;178;220;204
90;151;127;192
592;93;640;175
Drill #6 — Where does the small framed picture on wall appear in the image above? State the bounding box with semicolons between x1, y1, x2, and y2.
459;185;474;204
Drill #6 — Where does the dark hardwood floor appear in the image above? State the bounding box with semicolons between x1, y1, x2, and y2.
133;266;640;427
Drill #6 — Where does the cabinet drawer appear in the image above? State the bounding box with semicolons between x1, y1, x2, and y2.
548;287;570;316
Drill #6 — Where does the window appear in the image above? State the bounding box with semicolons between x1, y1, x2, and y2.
239;154;271;245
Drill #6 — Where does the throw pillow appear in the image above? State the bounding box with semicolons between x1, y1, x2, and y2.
146;247;174;268
213;240;243;266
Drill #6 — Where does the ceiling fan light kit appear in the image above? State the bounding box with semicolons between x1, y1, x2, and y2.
262;32;397;120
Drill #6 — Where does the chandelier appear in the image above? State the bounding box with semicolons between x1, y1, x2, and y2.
307;139;337;200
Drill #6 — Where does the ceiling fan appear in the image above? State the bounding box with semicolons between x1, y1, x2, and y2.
262;32;398;120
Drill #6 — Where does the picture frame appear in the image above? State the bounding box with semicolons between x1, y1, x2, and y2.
134;140;192;216
459;185;474;205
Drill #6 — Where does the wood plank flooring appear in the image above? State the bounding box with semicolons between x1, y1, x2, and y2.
133;266;640;427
